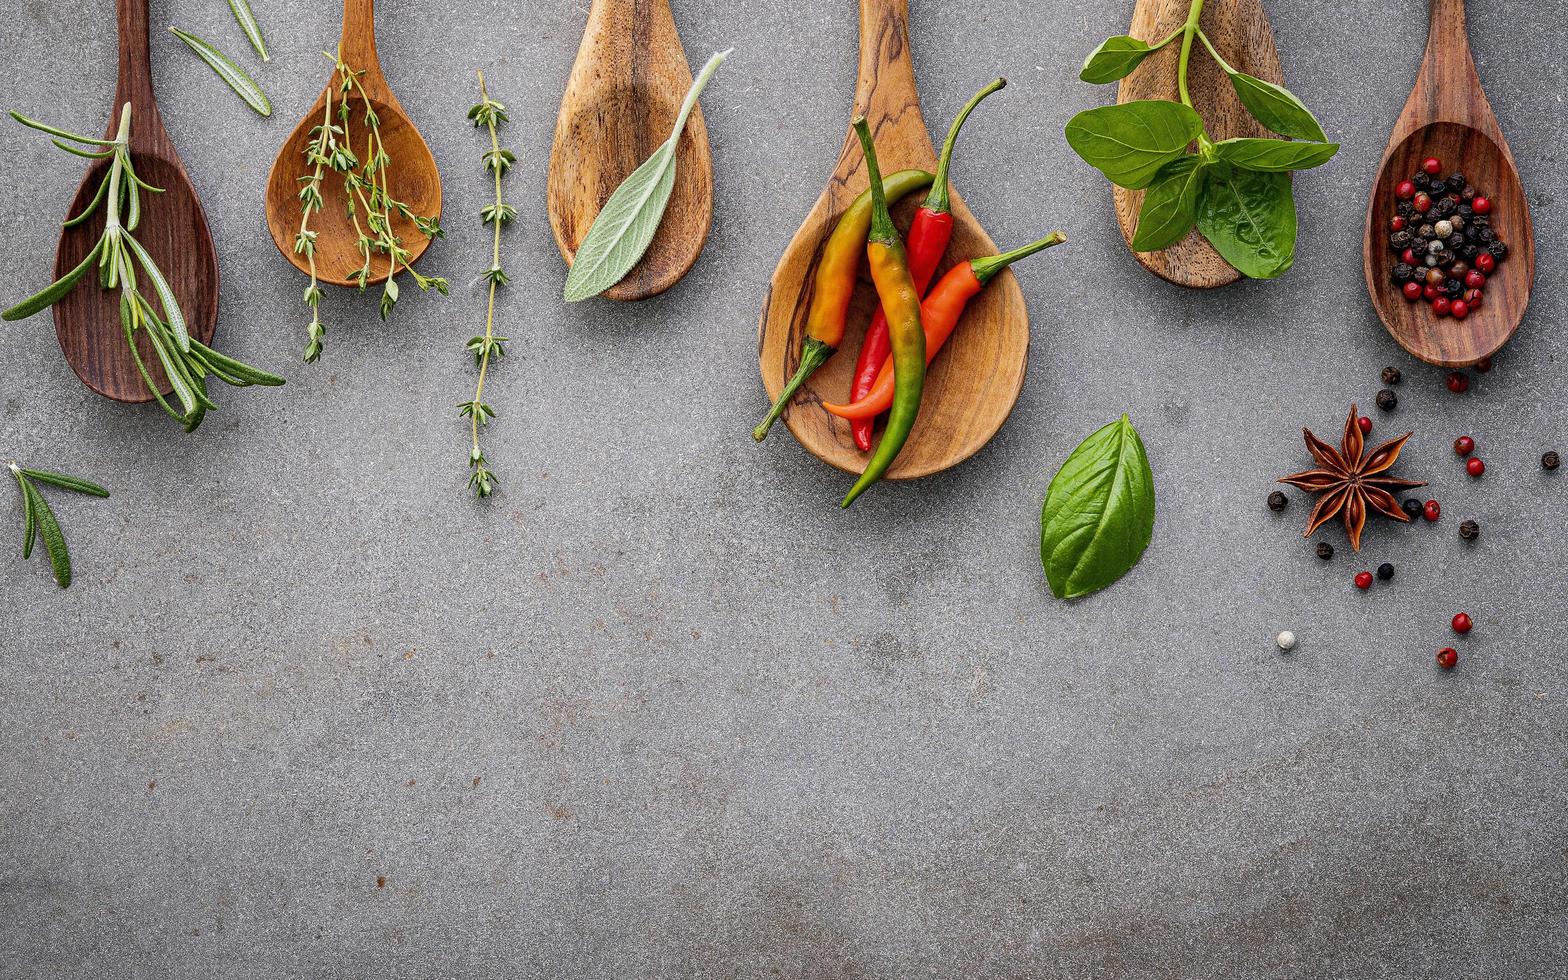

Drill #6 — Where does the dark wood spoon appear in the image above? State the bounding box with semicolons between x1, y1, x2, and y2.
52;0;218;403
1364;0;1534;367
265;0;441;286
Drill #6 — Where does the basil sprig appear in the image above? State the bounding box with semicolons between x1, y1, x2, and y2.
1040;416;1155;601
1065;0;1338;278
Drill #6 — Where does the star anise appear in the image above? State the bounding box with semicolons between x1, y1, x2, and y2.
1278;404;1426;551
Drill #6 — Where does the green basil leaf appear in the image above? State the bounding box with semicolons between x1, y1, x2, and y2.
1228;73;1327;143
1212;137;1338;172
1130;156;1206;252
1041;415;1156;600
1064;100;1204;190
1080;36;1155;84
1196;165;1297;279
564;49;729;302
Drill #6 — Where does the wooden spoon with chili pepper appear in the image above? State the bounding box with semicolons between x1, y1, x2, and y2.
756;0;1028;481
548;0;713;301
52;0;218;403
1363;0;1533;367
264;0;441;287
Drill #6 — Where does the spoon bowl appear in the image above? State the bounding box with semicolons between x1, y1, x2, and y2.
49;0;218;404
756;0;1028;480
548;0;713;301
1363;0;1533;367
264;0;441;287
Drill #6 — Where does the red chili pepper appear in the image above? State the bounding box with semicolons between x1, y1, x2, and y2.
823;231;1067;423
847;78;1004;451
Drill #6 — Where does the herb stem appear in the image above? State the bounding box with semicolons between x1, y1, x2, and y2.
1194;27;1234;76
472;73;504;473
1177;0;1212;147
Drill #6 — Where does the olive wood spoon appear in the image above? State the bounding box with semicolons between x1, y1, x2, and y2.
1113;0;1284;288
52;0;218;403
1363;0;1533;367
548;0;713;301
756;0;1026;480
265;0;441;287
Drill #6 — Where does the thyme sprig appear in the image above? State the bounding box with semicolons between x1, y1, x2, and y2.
8;462;109;589
459;72;515;499
294;49;447;363
2;105;284;430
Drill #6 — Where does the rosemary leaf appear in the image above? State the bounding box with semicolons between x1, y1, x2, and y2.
24;483;71;588
227;0;270;62
19;470;110;498
168;27;272;117
1;238;105;321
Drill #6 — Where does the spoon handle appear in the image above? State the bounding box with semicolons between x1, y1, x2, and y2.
1412;0;1490;132
339;0;380;75
114;0;170;148
854;0;920;127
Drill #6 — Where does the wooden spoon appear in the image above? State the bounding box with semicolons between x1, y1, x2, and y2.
1112;0;1284;288
265;0;441;287
52;0;218;403
548;0;713;302
1363;0;1533;367
756;0;1026;480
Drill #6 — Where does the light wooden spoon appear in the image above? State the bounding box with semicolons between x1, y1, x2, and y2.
1112;0;1284;288
756;0;1027;480
1363;0;1533;367
264;0;441;287
548;0;713;302
52;0;218;403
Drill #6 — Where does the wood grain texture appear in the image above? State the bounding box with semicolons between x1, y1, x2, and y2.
50;0;219;404
756;0;1028;480
1362;0;1534;367
265;0;442;287
547;0;713;302
1112;0;1284;288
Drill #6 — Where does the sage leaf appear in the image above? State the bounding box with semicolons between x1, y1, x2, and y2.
1040;415;1155;601
25;483;71;588
1064;100;1204;190
1080;35;1156;84
1131;156;1206;252
1228;73;1327;143
563;49;730;302
1196;165;1296;279
227;0;269;62
168;27;272;117
1213;137;1338;172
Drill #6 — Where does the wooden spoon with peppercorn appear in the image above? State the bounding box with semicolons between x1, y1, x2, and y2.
1364;0;1535;367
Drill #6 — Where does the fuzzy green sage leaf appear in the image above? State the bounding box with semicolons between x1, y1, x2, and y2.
227;0;269;62
1064;100;1203;190
563;48;730;302
169;27;272;117
1196;165;1296;279
1040;415;1155;601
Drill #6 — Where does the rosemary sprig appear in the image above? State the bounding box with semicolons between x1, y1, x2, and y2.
8;462;109;589
2;105;285;430
459;72;515;499
294;49;447;362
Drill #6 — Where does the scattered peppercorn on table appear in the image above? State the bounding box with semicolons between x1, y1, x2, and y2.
1;1;1564;976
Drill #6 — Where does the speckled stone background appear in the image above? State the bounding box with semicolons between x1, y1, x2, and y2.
2;1;1565;977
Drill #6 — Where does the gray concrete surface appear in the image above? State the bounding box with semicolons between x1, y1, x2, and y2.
2;1;1565;976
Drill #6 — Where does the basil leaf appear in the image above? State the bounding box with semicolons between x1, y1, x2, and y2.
1228;73;1327;143
1213;137;1338;172
1040;415;1156;601
1131;156;1206;252
1080;36;1155;84
1064;100;1204;190
1196;165;1297;279
564;49;729;302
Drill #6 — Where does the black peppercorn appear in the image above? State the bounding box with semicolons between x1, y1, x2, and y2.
1459;519;1480;541
1489;241;1509;261
1447;233;1465;249
1391;263;1416;284
1457;203;1474;219
1397;201;1417;220
1445;279;1464;299
1389;229;1413;250
1413;171;1431;191
1462;184;1477;200
1268;491;1288;512
1544;451;1561;471
1376;389;1398;411
1377;562;1395;581
1382;366;1402;385
1447;174;1466;194
1417;223;1435;240
1479;226;1496;243
1401;498;1424;519
1460;243;1480;261
1316;542;1334;560
1433;198;1457;220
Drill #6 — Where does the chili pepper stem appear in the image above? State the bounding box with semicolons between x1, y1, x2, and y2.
972;231;1068;284
753;337;834;441
924;78;1005;215
854;117;900;250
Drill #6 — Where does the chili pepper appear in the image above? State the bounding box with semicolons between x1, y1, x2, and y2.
823;231;1068;423
752;168;935;442
848;78;1005;452
840;117;925;509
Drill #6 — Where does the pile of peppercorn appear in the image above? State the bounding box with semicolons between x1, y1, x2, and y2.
1387;156;1508;321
